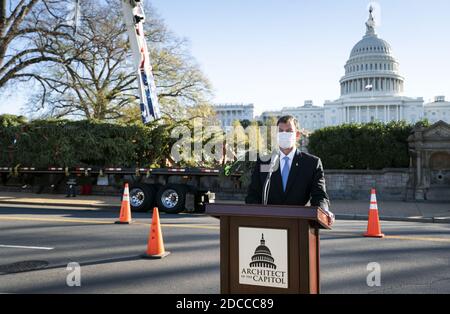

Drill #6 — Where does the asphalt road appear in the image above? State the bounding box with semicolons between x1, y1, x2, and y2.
0;204;449;294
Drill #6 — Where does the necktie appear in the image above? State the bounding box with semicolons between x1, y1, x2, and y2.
281;156;290;192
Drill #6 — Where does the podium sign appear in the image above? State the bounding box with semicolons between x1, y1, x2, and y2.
238;227;288;289
206;204;331;294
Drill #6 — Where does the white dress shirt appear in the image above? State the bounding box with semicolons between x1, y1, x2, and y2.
279;148;296;175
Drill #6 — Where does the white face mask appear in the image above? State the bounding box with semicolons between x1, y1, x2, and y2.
278;132;297;150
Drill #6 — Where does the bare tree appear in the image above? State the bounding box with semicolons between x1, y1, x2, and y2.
26;0;212;121
0;0;73;93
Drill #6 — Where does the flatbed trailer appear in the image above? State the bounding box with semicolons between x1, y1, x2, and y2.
0;166;243;214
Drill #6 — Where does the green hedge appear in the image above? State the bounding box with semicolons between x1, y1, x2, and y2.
0;116;176;168
1;115;430;170
308;121;429;170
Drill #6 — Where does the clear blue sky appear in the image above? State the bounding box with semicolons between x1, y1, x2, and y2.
1;0;450;116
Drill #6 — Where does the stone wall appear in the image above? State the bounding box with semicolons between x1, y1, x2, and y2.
214;168;412;202
325;168;411;201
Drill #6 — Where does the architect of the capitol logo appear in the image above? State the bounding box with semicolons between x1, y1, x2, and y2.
240;233;287;287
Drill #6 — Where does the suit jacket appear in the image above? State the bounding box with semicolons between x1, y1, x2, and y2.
245;149;331;212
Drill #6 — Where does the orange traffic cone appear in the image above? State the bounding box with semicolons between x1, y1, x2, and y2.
115;183;132;224
364;189;384;238
142;207;170;259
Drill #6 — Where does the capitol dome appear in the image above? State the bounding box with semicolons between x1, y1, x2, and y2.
350;36;392;58
250;234;276;269
340;6;404;98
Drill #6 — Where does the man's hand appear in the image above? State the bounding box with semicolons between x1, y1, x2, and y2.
327;211;335;226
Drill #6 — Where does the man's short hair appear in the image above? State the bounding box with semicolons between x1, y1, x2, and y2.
277;115;300;130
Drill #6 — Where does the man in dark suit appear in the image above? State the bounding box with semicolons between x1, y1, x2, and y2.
246;115;335;225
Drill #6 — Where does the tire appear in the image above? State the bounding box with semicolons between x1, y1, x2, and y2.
129;183;155;212
156;184;186;214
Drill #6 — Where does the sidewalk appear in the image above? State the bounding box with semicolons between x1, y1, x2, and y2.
331;200;450;224
0;191;449;223
0;191;119;209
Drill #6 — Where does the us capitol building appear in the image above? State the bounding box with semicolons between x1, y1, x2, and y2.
254;7;450;131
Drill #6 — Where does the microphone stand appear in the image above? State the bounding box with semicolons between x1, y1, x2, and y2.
262;153;279;205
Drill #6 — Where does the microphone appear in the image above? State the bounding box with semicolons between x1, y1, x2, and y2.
262;152;279;205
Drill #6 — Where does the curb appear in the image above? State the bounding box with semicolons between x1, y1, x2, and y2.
1;200;449;224
336;214;450;224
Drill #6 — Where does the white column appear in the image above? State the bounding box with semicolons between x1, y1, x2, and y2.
384;105;387;122
376;106;379;121
387;105;390;121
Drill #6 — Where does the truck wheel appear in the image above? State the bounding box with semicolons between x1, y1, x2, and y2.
156;184;186;214
129;183;155;212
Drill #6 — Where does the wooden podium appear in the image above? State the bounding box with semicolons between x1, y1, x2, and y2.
205;204;331;294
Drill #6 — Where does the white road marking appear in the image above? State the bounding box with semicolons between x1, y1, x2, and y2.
0;244;54;250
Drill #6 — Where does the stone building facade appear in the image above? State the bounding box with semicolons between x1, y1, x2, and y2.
408;121;450;201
